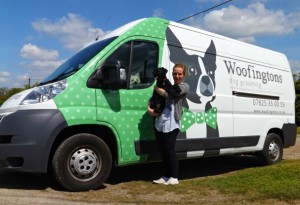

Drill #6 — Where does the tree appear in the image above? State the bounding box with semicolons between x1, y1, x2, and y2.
0;82;39;106
0;87;25;106
294;73;300;125
0;87;8;95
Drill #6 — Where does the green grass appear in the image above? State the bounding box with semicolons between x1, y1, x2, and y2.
297;126;300;134
200;160;300;201
75;159;300;204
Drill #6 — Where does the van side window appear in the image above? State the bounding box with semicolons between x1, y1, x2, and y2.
105;41;158;89
129;41;158;89
105;42;131;75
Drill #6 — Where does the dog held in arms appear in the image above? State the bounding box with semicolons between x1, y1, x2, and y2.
149;67;181;114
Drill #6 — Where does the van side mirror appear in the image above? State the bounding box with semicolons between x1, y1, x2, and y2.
101;59;127;89
87;59;127;90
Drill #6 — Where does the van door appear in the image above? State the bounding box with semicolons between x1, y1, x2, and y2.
230;60;263;149
95;40;159;164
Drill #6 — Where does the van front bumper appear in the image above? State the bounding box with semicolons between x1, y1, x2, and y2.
0;109;67;172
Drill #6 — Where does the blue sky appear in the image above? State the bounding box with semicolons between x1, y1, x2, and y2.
1;0;300;88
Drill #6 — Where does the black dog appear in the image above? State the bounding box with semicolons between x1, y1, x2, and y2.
149;67;181;114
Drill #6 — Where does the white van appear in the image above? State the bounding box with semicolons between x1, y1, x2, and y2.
0;17;296;191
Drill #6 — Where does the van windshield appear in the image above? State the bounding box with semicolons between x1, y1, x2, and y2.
39;37;117;85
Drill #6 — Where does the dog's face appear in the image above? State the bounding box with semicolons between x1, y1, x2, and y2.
153;67;168;81
130;73;141;84
166;27;217;104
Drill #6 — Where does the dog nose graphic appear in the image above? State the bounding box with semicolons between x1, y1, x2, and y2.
200;75;214;96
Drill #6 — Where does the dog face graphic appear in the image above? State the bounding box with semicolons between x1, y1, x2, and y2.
166;27;217;104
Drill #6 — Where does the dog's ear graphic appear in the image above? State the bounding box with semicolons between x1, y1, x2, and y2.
166;27;190;63
202;40;217;88
203;40;217;73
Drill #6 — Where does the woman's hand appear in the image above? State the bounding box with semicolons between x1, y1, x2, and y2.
147;103;160;117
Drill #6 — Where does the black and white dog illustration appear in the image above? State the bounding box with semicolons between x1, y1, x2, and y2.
166;27;219;156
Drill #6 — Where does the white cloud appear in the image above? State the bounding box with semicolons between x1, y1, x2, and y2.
19;44;64;84
16;13;107;87
20;43;58;60
0;71;11;85
17;13;102;87
287;12;300;29
16;73;30;85
0;71;10;78
32;13;106;51
236;36;256;44
153;8;164;18
187;2;300;42
29;60;62;70
15;13;105;88
290;60;300;73
25;59;65;84
0;70;26;88
0;71;26;88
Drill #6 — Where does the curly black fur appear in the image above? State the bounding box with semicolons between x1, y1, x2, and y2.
149;67;181;114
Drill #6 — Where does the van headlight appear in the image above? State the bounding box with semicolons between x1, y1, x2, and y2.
20;79;67;105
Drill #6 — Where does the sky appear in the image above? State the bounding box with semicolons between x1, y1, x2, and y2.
1;0;300;88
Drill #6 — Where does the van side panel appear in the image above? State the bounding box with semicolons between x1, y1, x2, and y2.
165;25;234;157
164;21;296;157
52;18;295;164
231;60;295;150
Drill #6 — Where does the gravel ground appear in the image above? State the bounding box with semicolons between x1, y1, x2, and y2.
0;137;299;205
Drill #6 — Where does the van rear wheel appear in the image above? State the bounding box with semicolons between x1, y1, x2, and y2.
259;133;283;165
52;133;112;191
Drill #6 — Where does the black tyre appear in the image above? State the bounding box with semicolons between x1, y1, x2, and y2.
52;133;112;191
259;133;283;165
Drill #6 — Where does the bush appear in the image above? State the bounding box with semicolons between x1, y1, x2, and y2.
0;88;24;106
296;94;300;126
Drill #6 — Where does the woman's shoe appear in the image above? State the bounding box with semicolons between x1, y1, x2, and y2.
153;176;169;184
164;177;179;185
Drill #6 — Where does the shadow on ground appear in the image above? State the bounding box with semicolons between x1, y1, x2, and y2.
107;154;262;184
0;155;263;190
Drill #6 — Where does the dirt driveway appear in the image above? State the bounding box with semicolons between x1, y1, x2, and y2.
0;138;299;205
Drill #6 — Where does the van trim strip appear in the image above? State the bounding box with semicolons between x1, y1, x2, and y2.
135;135;259;155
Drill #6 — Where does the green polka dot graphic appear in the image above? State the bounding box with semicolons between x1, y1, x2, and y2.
53;18;170;165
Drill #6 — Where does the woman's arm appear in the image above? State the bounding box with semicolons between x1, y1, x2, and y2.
147;101;160;117
154;86;166;96
177;83;189;97
157;83;189;99
154;83;189;99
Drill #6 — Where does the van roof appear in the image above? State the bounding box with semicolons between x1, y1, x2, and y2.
95;17;290;71
101;18;145;40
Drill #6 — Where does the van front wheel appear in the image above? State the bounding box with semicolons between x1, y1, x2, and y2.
259;133;283;165
52;133;112;191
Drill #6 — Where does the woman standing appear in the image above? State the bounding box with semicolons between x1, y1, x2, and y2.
148;63;189;185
